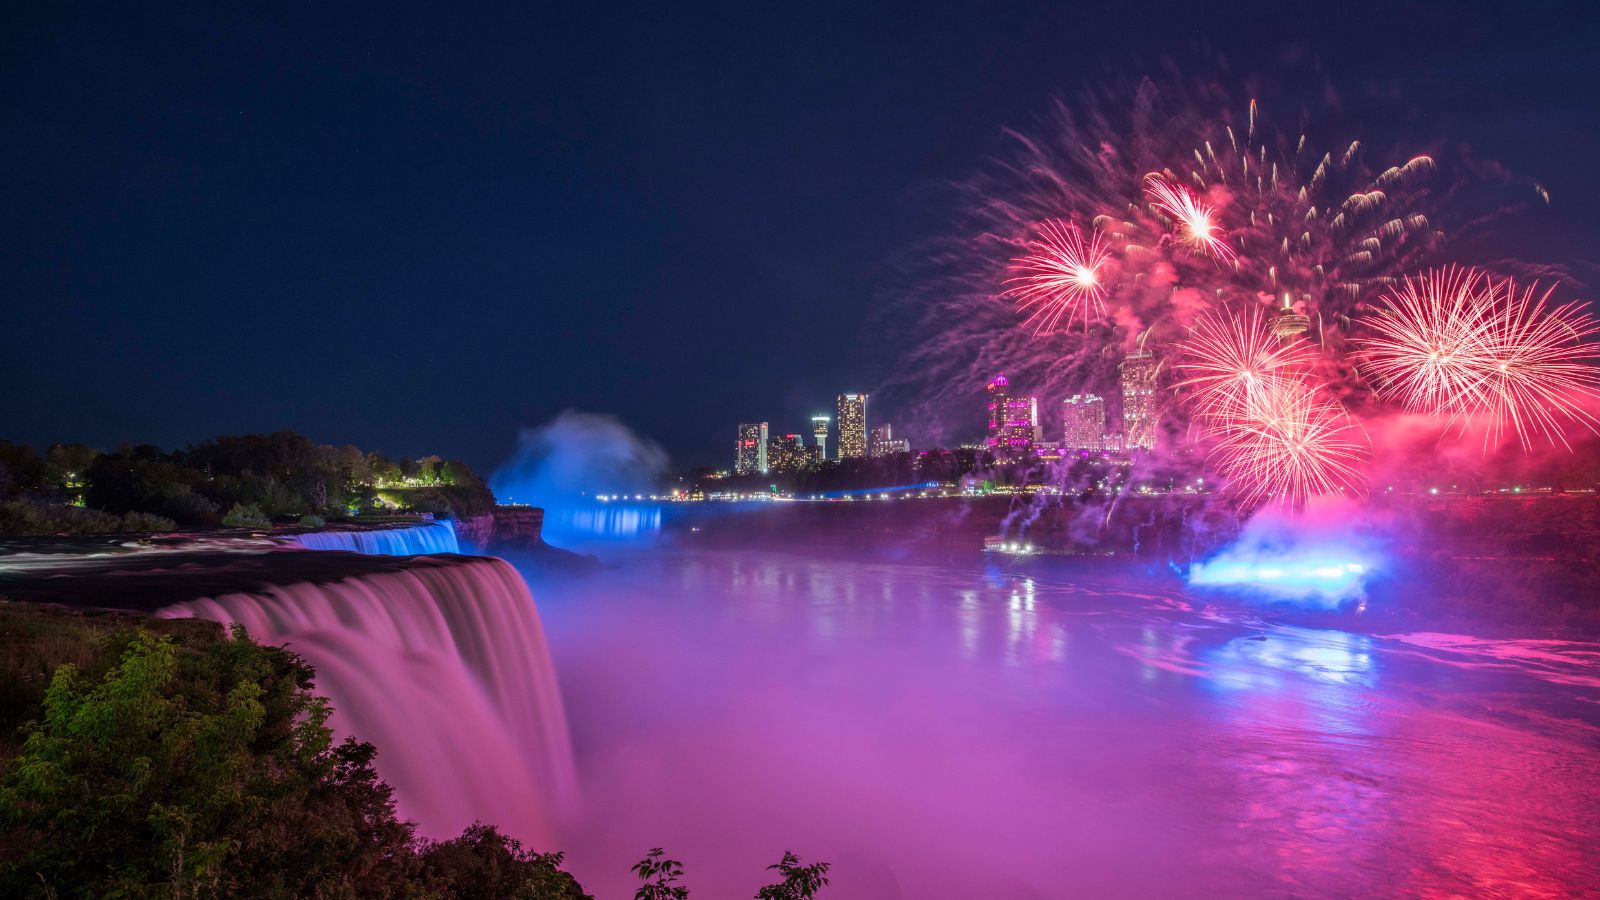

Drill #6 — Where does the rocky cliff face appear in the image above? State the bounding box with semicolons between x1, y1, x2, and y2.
452;507;542;553
453;513;494;549
492;506;545;541
467;505;598;575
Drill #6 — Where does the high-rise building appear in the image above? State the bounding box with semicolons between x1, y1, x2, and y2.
811;415;831;463
768;433;807;473
985;375;1039;451
1063;394;1107;451
1120;351;1158;451
869;423;908;457
837;394;868;459
735;422;768;475
870;423;891;457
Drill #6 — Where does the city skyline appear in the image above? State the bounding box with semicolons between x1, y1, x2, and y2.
726;356;1163;474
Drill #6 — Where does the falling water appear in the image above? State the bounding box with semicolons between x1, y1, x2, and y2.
289;520;461;555
158;556;575;844
492;411;668;548
543;503;663;546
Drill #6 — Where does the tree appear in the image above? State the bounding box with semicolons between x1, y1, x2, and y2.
631;848;689;900
367;452;402;485
416;455;443;485
419;823;591;899
755;851;831;900
0;629;420;898
222;502;272;528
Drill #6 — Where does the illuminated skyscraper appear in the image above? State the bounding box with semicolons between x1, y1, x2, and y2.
985;375;1039;451
811;415;831;462
870;423;891;457
735;422;768;475
1120;351;1158;451
768;433;807;473
869;423;908;457
1062;394;1106;451
837;394;868;459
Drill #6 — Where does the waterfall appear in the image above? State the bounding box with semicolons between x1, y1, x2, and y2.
543;503;662;546
157;556;575;844
290;520;461;555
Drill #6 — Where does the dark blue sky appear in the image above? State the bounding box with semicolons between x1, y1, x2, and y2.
4;2;1598;470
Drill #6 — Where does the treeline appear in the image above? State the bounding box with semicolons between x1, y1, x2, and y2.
0;433;496;536
686;447;998;495
685;446;1200;497
0;605;829;898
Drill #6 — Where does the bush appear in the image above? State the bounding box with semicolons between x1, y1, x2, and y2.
155;483;222;525
298;513;326;528
0;502;177;536
118;510;178;533
0;500;121;536
221;502;272;529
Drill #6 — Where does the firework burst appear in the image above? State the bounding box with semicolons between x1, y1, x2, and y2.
886;67;1558;509
1475;279;1600;448
1354;267;1497;418
1004;220;1112;333
889;72;1458;434
1356;269;1600;449
1144;175;1236;263
1207;378;1369;509
1176;305;1316;418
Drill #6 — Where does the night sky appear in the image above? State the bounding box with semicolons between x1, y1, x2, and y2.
5;2;1598;470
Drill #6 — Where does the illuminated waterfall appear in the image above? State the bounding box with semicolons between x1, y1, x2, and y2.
543;503;662;546
158;556;575;843
290;520;460;555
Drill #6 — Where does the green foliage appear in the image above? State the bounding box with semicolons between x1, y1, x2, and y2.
118;510;178;533
84;456;220;526
755;851;831;899
0;605;831;898
45;444;98;485
0;501;175;536
221;502;272;529
418;823;591;899
0;627;420;898
632;848;690;900
415;455;443;485
298;513;327;528
0;500;119;535
70;433;498;523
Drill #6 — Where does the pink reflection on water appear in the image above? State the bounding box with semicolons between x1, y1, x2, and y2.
532;552;1600;898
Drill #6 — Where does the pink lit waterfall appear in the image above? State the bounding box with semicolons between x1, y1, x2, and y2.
159;556;575;844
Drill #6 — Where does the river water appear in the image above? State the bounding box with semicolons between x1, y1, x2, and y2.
530;550;1600;899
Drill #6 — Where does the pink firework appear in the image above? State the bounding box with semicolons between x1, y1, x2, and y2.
1207;378;1369;509
1473;278;1600;449
1004;220;1111;333
1144;174;1236;263
1356;269;1600;449
1175;305;1317;418
1355;267;1498;418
